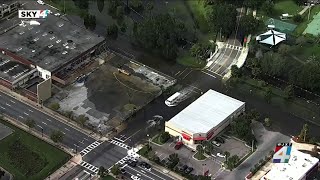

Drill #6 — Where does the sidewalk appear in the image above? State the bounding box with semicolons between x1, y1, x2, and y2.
45;155;82;180
0;85;101;140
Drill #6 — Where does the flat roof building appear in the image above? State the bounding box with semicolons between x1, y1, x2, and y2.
0;9;105;85
259;148;319;180
165;89;245;145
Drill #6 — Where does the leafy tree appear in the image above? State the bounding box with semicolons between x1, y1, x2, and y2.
107;0;121;18
284;85;295;99
98;166;106;177
264;87;272;103
133;14;187;60
202;141;214;154
196;144;204;155
239;15;261;35
64;111;74;120
111;164;120;175
120;22;127;33
97;0;105;13
206;3;237;36
294;0;305;5
299;124;309;143
231;65;242;78
278;44;291;55
116;5;125;20
26;119;36;129
244;0;265;8
159;132;170;143
226;155;240;170
130;0;144;12
73;0;89;10
295;36;306;45
311;145;319;157
293;14;303;23
261;0;274;15
50;130;64;143
264;118;271;127
0;169;5;178
252;67;262;78
224;151;230;162
190;42;215;60
168;153;179;167
77;114;88;127
107;24;119;40
84;14;96;30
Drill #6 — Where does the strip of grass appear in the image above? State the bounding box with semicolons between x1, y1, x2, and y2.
176;54;206;68
273;0;302;16
194;152;206;160
102;175;116;180
0;119;71;180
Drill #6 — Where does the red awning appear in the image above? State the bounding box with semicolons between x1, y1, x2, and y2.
181;133;191;141
193;136;206;141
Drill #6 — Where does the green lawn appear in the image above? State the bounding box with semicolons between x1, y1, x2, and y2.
291;43;320;61
176;53;206;68
194;152;206;160
0;119;71;180
44;0;85;16
273;0;302;16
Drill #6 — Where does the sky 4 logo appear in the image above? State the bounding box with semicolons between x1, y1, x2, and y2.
18;10;49;19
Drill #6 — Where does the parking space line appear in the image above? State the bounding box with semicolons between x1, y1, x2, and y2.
0;106;5;110
19;115;24;119
28;109;33;112
65;128;70;131
201;70;216;78
23;112;29;116
6;103;11;107
42;121;47;125
46;118;52;122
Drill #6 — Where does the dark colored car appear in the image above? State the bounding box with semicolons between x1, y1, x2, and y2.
178;165;188;172
128;160;137;167
174;141;183;150
184;167;194;174
139;162;151;170
215;137;225;144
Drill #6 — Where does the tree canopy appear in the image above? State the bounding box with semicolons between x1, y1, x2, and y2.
50;130;64;143
205;3;237;36
239;15;261;35
133;14;187;60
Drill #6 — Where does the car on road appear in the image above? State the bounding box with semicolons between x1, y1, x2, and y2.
139;162;151;171
215;137;225;144
212;140;221;147
174;141;183;150
184;167;194;174
37;0;45;5
131;175;140;180
127;159;137;167
217;152;226;158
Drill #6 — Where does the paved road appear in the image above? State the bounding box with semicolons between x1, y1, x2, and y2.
0;92;95;151
122;164;175;180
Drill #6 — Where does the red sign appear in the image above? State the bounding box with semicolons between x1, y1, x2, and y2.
181;133;191;141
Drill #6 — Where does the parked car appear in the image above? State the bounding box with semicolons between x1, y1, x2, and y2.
131;175;140;180
162;158;173;168
54;13;61;16
212;140;221;147
139;162;151;170
184;167;194;174
217;152;226;158
215;137;225;144
177;164;188;172
174;141;183;150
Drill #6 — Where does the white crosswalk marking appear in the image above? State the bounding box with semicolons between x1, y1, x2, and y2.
79;161;99;174
79;141;102;156
225;44;242;51
109;139;131;150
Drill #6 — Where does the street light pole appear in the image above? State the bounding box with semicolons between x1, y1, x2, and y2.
147;134;150;146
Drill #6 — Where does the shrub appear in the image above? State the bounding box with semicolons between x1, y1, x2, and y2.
49;103;60;111
293;14;303;23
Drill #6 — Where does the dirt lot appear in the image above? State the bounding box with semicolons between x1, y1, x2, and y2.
48;54;175;133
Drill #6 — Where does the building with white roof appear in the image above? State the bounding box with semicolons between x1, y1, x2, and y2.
165;89;245;145
260;148;319;180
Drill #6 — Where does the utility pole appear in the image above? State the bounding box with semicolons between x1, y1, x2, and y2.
252;140;254;152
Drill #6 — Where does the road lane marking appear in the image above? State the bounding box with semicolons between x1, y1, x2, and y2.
10;100;15;103
113;137;125;142
0;106;5;109
201;70;217;78
37;125;43;129
124;129;141;142
46;118;52;122
28;109;33;112
126;166;155;180
137;166;167;180
79;141;84;144
23;112;29;116
42;122;47;125
84;138;89;141
19;115;24;119
6;103;11;107
62;131;66;134
65;128;70;131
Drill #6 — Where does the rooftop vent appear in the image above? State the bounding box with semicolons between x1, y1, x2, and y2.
19;31;25;35
65;46;69;49
48;44;53;48
63;42;68;46
58;23;64;27
86;36;91;40
67;39;73;43
33;37;39;42
50;36;56;40
42;32;48;37
48;31;54;34
35;30;41;34
56;39;61;43
16;47;22;51
31;50;35;53
62;51;68;55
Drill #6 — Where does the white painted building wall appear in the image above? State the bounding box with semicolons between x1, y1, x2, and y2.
36;66;51;80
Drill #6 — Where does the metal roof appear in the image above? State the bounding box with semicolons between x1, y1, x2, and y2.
166;89;245;135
